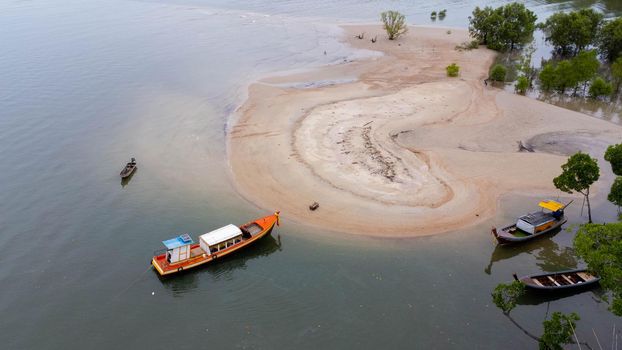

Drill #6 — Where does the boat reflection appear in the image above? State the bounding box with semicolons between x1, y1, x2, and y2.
517;287;605;307
485;228;576;275
120;168;137;187
157;234;282;295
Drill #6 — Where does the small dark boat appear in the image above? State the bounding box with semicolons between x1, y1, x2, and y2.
514;269;600;292
491;199;572;245
120;157;137;178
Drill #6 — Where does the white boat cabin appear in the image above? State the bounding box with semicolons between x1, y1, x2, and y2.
516;200;565;234
162;234;194;264
199;224;243;254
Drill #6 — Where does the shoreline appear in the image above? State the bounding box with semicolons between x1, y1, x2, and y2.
227;25;622;238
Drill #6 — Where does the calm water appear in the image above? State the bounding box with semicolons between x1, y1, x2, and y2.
1;0;621;349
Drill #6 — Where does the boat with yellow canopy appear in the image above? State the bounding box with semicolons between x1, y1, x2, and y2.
491;200;572;245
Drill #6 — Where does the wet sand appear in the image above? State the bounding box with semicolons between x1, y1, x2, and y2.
227;25;622;237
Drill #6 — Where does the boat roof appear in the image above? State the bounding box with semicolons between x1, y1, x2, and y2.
199;224;242;246
162;234;194;249
539;200;564;212
518;211;554;226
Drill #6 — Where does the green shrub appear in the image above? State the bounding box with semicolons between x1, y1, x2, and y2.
446;63;460;77
431;11;437;18
589;77;613;98
439;9;447;19
490;64;507;81
515;75;529;94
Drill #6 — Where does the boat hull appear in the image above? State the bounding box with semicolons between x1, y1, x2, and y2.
120;164;137;178
151;213;278;276
491;217;566;245
516;269;600;292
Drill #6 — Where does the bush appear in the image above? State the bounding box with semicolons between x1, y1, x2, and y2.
439;10;447;19
431;11;437;18
381;11;407;40
490;64;507;81
515;75;529;94
589;77;613;98
446;63;460;77
456;40;480;51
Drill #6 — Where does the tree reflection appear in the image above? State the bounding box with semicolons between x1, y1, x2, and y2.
485;228;577;275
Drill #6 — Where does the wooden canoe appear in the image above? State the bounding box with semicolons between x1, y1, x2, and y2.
151;212;279;276
491;217;566;245
120;158;137;178
514;269;600;291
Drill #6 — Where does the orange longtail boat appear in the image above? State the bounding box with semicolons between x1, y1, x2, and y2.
151;212;280;276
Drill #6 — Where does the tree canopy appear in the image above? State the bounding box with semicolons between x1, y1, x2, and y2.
609;176;622;211
537;51;599;95
611;56;622;92
605;143;622;176
469;3;537;51
539;9;603;57
599;18;622;62
492;281;524;314
574;222;622;316
381;11;407;40
538;312;580;350
553;152;600;222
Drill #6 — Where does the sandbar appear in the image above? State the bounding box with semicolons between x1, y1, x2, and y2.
227;25;621;237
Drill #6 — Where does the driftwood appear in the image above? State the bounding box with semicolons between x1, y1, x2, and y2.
309;202;320;211
517;140;534;153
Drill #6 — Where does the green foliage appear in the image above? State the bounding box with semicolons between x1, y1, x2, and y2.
469;3;537;51
431;11;437;19
490;64;507;81
439;9;447;19
539;63;557;91
574;222;622;316
605;143;622;176
381;11;407;40
491;281;524;314
537;50;600;95
553;152;600;222
572;50;600;90
554;60;575;93
539;9;603;57
446;63;460;77
611;56;622;92
538;312;580;350
599;18;622;62
589;76;613;98
516;75;529;94
609;177;622;211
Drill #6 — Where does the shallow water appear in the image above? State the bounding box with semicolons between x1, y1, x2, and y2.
1;0;621;349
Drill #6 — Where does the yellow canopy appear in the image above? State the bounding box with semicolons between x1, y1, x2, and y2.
539;200;564;212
